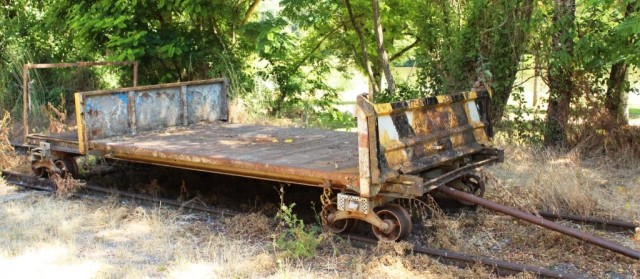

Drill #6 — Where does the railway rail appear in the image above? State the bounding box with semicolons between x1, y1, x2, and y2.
3;169;634;278
6;165;638;235
346;235;579;278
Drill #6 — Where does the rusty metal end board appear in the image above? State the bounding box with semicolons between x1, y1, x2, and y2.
89;123;360;188
359;91;494;183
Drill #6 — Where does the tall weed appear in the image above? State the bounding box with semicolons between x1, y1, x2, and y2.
0;112;15;169
273;187;322;260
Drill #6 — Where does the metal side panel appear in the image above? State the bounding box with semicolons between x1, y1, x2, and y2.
135;88;182;132
75;79;228;148
83;91;130;139
186;82;227;123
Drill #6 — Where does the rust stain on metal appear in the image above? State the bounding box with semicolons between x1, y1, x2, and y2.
78;79;226;141
369;91;493;180
91;123;360;188
356;96;372;197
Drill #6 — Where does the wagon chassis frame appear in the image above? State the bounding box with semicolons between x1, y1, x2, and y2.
25;61;503;242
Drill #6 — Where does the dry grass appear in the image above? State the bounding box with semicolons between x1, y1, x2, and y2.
0;178;489;278
2;138;639;277
45;102;71;134
0;188;276;278
52;176;83;198
228;99;297;127
0;111;15;169
486;142;640;223
407;142;640;277
418;209;639;277
0;112;30;173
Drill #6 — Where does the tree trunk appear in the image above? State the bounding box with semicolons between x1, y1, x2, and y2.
605;62;629;125
371;0;395;98
544;0;575;147
604;1;637;125
242;0;261;25
344;0;380;97
468;0;534;125
533;53;539;107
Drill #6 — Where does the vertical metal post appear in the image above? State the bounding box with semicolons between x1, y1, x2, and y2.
74;93;86;154
22;64;29;145
221;78;229;121
133;61;139;87
180;85;188;126
127;91;137;134
356;96;372;198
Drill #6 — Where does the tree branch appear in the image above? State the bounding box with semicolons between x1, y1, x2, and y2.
344;0;380;96
371;0;395;95
242;0;261;25
390;38;420;62
289;26;340;74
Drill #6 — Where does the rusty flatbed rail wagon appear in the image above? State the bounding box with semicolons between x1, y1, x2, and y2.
26;78;502;241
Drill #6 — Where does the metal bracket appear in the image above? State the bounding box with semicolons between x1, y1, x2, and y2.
31;142;52;162
337;193;369;214
381;174;424;197
331;206;390;233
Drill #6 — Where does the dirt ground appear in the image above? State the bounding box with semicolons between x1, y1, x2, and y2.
0;177;521;279
1;144;639;278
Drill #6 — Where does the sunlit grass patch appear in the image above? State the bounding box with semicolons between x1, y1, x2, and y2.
486;141;640;222
630;107;640;119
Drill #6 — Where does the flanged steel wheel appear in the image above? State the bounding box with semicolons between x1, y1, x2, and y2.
56;157;79;178
33;167;47;178
372;203;412;242
322;200;357;234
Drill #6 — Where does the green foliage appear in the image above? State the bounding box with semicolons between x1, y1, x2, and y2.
306;109;356;131
280;0;421;93
1;0;638;147
374;82;423;103
244;10;341;117
0;0;102;122
415;0;535;126
498;89;546;145
274;202;322;260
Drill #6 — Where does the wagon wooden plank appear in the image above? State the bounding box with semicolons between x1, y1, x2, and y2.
90;123;360;188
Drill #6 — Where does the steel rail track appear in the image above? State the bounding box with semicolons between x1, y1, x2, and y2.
536;211;638;233
0;170;616;278
0;170;239;217
345;234;579;278
452;206;638;234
